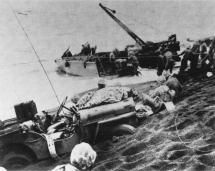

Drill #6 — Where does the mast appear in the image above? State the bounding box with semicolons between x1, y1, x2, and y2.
99;3;146;47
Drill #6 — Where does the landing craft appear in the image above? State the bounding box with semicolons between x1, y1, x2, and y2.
55;3;180;77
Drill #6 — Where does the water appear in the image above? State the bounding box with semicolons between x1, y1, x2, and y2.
0;0;215;120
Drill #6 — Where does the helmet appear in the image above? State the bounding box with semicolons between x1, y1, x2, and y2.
70;142;97;170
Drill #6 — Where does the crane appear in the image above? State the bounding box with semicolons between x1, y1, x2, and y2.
99;3;180;53
99;3;180;72
99;3;146;47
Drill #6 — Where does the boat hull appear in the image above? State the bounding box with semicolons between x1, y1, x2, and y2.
55;59;99;77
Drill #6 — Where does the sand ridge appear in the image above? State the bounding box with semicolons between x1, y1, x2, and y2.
92;74;215;171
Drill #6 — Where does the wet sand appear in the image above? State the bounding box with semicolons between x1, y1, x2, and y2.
24;73;215;171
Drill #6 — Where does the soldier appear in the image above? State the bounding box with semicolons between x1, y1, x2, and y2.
80;42;91;55
179;43;200;73
109;51;117;74
179;45;192;73
200;42;208;60
155;46;165;76
126;51;140;76
61;48;72;59
168;34;177;42
156;46;178;76
91;46;97;55
140;75;182;113
163;48;178;74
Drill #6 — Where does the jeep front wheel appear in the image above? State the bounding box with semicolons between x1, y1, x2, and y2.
111;124;136;136
2;151;33;170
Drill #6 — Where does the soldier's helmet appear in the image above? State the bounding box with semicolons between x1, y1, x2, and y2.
70;142;97;170
128;50;135;58
109;52;115;60
186;45;192;51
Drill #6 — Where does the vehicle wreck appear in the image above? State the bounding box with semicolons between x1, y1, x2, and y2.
0;72;182;170
0;95;137;169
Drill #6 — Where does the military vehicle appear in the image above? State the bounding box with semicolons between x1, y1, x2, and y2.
0;97;137;169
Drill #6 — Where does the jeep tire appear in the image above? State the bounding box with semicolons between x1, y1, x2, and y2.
2;150;34;170
111;124;136;136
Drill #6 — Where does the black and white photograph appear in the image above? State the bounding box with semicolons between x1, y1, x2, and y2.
1;0;215;170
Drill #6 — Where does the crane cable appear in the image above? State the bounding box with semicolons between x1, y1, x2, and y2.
8;1;61;106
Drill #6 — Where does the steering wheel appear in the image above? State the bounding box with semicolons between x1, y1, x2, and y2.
54;96;80;125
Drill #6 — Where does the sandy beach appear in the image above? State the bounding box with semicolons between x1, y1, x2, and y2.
23;73;215;171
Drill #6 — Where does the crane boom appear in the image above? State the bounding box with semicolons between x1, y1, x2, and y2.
99;3;146;47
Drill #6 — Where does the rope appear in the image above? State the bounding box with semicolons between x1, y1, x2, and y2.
174;112;215;153
8;2;61;106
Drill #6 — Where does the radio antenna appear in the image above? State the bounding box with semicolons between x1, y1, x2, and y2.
8;2;61;106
